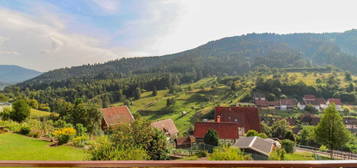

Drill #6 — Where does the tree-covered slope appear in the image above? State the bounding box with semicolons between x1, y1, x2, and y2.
20;30;357;88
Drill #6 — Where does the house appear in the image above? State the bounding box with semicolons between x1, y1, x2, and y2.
233;136;275;160
100;106;135;130
298;95;326;111
327;98;343;111
151;119;179;138
215;106;261;132
175;136;196;148
253;93;266;101
278;98;298;110
193;122;243;141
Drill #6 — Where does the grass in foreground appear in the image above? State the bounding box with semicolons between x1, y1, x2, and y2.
0;133;87;160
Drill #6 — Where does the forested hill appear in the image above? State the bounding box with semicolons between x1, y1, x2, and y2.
19;30;357;86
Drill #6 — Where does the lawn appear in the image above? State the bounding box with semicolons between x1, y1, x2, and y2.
0;133;88;160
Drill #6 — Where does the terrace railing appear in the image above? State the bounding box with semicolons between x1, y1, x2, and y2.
1;160;357;168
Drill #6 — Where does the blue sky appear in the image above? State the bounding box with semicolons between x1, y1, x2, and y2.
1;0;357;71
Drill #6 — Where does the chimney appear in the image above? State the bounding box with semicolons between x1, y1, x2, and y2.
216;115;221;123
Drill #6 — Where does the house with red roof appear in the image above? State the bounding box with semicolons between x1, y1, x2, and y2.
327;98;343;111
151;119;179;138
193;106;261;141
100;106;135;130
278;98;298;110
215;106;261;132
193;122;243;140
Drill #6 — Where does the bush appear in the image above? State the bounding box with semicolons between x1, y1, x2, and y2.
269;148;286;160
246;130;258;137
0;120;22;132
89;136;148;160
72;135;89;147
52;127;76;145
281;139;295;153
195;151;208;158
209;146;251;160
319;145;328;152
18;126;31;135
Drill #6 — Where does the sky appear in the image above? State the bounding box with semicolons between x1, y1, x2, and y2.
1;0;357;71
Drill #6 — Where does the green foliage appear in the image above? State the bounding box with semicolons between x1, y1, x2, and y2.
72;135;89;147
195;151;208;158
271;119;291;140
269;148;286;160
152;86;158;96
18;126;31;135
52;127;76;145
297;126;317;146
315;104;350;153
209;146;251;160
204;129;219;146
89;136;148;160
11;99;30;122
246;130;259;137
304;104;318;114
90;119;170;160
261;122;272;137
319;145;328;152
0;93;9;102
0;107;11;120
57;100;102;134
281;139;295;153
75;123;87;136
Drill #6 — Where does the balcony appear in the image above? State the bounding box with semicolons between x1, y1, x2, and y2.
0;160;357;168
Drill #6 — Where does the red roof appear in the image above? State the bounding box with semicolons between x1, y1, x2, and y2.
303;98;325;105
303;95;316;100
327;98;342;105
215;106;261;132
151;119;179;137
194;122;241;139
100;106;134;128
280;98;298;106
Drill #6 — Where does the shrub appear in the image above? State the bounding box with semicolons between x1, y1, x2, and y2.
246;130;259;137
195;151;208;158
75;123;87;136
0;107;12;120
269;148;286;160
72;135;89;147
281;139;295;153
319;145;328;152
18;126;31;135
29;130;41;138
0;120;22;132
52;127;76;145
89;136;148;160
209;146;251;160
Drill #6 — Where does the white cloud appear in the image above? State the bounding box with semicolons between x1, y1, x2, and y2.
91;0;121;14
0;8;120;71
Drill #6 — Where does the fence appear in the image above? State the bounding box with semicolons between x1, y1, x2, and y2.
297;144;357;160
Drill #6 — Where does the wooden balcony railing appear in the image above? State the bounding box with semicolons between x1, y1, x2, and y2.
1;160;357;168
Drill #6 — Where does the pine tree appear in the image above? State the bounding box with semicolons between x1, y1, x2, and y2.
204;129;219;146
315;104;350;158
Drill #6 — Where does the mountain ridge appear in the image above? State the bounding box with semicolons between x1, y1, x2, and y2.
0;65;41;84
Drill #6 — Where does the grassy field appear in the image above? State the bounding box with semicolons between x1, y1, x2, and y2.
0;133;88;160
113;78;249;133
